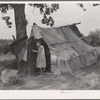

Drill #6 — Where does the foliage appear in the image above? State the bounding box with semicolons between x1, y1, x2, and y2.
77;3;100;47
77;3;100;11
0;4;59;28
29;4;59;27
0;39;12;54
88;29;100;47
77;3;86;11
0;4;13;28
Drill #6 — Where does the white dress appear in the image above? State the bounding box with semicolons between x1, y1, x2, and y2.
36;46;46;68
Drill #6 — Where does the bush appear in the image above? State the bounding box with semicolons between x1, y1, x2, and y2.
88;29;100;47
0;39;13;54
0;59;18;70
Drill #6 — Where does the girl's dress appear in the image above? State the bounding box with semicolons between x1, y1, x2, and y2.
36;45;46;69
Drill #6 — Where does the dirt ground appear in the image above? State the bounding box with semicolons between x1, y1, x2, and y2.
0;54;100;90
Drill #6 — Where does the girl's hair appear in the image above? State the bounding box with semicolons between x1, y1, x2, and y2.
36;39;42;45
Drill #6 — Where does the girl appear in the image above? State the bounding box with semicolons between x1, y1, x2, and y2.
32;41;46;74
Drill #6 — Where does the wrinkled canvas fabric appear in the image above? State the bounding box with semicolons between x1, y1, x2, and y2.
30;24;43;39
1;69;18;85
23;41;28;62
22;24;43;62
18;47;26;62
23;49;27;61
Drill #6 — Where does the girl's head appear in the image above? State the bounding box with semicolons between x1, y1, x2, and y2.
36;40;43;47
36;42;41;47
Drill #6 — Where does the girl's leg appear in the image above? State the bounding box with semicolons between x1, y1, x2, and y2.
42;68;45;72
40;68;43;74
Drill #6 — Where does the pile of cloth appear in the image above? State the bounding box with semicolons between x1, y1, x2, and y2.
1;69;18;85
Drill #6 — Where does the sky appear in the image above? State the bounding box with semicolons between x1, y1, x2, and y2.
0;2;100;39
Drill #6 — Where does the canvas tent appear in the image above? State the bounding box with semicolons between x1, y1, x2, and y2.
37;24;97;73
22;23;97;73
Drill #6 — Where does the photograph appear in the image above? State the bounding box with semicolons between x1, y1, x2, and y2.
0;1;100;91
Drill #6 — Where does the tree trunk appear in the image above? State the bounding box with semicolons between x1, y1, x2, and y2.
13;4;27;40
13;4;27;74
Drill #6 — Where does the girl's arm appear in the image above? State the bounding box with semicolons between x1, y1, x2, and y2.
32;46;44;53
32;50;38;53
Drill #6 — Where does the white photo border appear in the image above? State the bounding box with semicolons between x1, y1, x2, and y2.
0;1;100;99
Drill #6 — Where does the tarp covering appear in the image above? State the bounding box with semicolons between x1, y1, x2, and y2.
23;24;97;73
39;24;97;72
